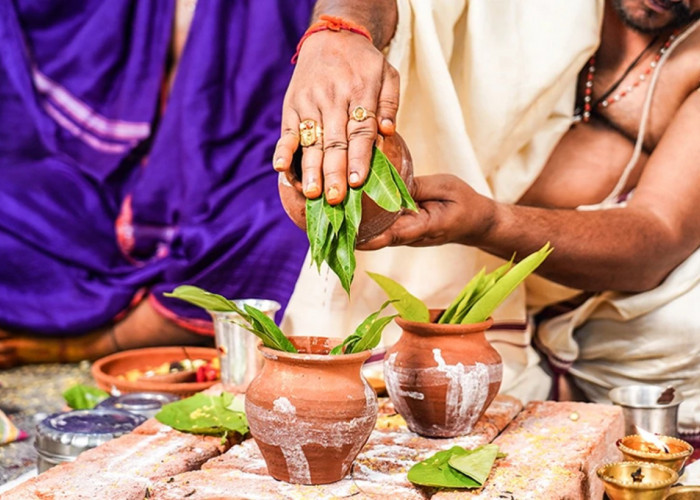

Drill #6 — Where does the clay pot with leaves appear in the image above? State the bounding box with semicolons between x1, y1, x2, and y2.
165;286;396;485
278;133;416;293
369;243;553;438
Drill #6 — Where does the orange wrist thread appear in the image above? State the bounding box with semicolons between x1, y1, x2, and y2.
291;15;373;64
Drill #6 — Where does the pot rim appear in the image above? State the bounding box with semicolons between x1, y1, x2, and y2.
395;309;493;335
258;335;372;364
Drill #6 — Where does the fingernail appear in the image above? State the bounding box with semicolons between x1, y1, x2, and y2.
273;158;285;171
327;186;339;200
304;182;319;195
381;118;394;129
349;172;360;184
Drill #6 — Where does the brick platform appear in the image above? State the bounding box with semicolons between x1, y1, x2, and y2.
3;394;624;500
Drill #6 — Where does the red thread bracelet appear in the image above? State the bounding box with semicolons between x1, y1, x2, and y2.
291;15;373;64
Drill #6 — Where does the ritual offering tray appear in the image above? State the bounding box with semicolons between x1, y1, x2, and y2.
91;346;220;397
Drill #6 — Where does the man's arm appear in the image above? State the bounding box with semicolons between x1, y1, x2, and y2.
273;1;399;205
363;91;700;292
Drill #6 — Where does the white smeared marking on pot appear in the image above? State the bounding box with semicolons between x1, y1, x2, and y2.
432;348;489;432
246;387;377;484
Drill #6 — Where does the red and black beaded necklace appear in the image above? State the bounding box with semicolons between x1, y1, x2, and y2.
577;30;678;123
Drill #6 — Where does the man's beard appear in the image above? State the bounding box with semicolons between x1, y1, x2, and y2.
613;0;697;33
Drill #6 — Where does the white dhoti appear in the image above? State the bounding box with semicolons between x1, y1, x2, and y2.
282;0;700;432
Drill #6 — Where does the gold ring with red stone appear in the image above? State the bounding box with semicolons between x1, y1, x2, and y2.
349;106;376;122
299;119;323;147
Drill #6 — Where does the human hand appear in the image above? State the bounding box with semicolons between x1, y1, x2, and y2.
273;30;400;205
358;175;496;250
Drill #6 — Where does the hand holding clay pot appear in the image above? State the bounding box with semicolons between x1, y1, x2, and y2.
245;336;378;485
384;310;502;438
278;133;414;244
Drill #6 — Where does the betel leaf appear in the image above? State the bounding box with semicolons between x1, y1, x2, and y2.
155;392;248;437
447;444;500;485
461;243;553;324
63;384;110;410
163;285;237;312
407;446;480;488
366;271;430;322
408;445;503;489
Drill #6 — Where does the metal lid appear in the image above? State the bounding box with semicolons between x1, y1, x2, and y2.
35;409;146;459
96;392;178;419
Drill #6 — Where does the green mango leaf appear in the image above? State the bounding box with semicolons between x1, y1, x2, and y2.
243;305;297;353
345;314;396;354
63;384;110;410
439;268;486;324
447;444;500;485
407;446;480;488
155;392;249;437
363;148;402;212
323;197;345;236
461;243;553;324
344;186;363;237
367;271;430;322
326;220;356;294
306;197;331;270
163;285;238;312
388;159;418;212
165;285;297;353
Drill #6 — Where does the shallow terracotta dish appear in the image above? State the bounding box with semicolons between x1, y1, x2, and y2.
91;346;219;397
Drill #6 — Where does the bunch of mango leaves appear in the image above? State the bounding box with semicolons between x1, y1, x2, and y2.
368;242;552;324
155;392;248;444
165;285;395;355
407;444;506;488
306;146;416;293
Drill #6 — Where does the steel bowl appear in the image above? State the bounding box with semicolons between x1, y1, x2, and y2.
609;385;683;437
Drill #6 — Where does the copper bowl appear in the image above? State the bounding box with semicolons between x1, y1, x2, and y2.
278;133;414;244
617;434;694;473
91;346;219;397
596;461;678;500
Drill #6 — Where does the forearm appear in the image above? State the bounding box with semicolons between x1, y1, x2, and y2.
312;0;398;50
474;202;692;292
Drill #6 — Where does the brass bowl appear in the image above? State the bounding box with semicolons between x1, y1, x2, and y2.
596;461;678;500
617;434;694;473
667;485;700;499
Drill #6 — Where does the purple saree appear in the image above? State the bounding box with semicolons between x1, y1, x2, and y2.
0;0;313;335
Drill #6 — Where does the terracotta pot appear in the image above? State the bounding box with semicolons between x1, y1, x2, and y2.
245;336;378;485
278;133;414;244
384;311;501;438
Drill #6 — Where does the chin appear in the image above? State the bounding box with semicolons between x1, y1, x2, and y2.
614;0;692;33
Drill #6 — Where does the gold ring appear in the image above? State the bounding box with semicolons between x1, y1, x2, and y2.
350;106;376;122
299;119;322;147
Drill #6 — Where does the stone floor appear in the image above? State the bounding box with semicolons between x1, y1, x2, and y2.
0;362;93;485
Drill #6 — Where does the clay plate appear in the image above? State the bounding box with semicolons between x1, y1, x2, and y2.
91;346;219;397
